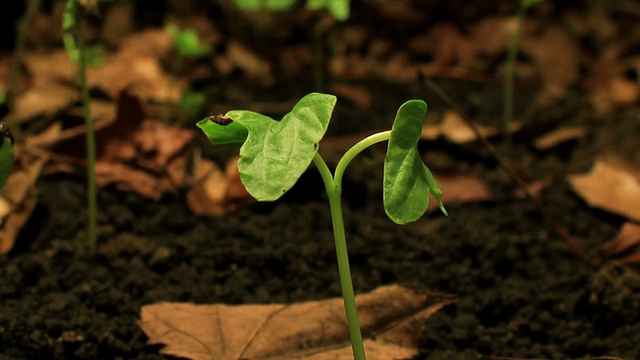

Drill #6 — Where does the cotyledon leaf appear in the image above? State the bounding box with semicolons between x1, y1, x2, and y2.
0;123;15;192
383;100;446;224
199;93;336;201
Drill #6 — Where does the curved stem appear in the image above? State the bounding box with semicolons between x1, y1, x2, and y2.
77;10;97;253
313;153;366;360
334;131;390;189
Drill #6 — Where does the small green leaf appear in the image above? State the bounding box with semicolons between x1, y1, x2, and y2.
383;100;446;224
166;24;212;58
328;0;349;21
197;115;248;147
0;124;15;192
306;0;350;21
521;0;545;8
227;93;336;201
233;0;296;11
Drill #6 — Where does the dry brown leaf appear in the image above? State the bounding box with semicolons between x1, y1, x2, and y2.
421;111;521;144
522;25;580;103
13;83;76;123
224;40;272;83
569;157;640;221
428;174;494;212
44;92;192;199
601;221;640;266
533;126;587;150
140;284;455;360
93;94;194;199
187;156;251;216
0;156;47;255
330;83;372;109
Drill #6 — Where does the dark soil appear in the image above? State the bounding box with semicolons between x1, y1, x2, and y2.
2;1;640;360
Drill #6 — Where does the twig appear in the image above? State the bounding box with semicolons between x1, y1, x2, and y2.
419;71;598;267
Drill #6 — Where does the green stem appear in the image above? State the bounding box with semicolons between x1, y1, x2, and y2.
313;153;366;360
503;4;525;152
9;0;42;138
334;131;390;187
163;54;183;124
311;131;391;360
77;10;97;253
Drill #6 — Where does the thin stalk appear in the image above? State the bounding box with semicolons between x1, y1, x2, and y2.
503;4;525;152
9;0;42;138
77;14;97;253
334;131;390;187
162;54;183;124
312;153;366;360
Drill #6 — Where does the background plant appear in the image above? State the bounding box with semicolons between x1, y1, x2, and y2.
232;0;350;90
164;23;212;123
0;123;14;195
62;0;105;253
502;0;544;151
197;92;446;360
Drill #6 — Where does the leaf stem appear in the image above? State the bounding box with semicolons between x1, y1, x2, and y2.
334;131;390;187
312;153;366;360
76;6;97;253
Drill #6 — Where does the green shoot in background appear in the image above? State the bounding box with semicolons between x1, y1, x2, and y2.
197;93;446;360
233;0;349;20
8;0;42;138
0;123;15;194
503;0;544;151
232;0;350;90
164;23;212;123
63;0;101;253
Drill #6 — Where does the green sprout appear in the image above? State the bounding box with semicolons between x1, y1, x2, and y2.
0;123;14;193
503;0;544;151
307;0;350;21
197;93;446;360
63;0;101;253
232;0;296;11
164;23;212;123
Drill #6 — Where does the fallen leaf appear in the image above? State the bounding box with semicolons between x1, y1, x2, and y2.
330;83;372;109
569;157;640;221
601;221;640;266
428;174;494;212
0;155;47;255
187;156;251;216
522;25;580;103
421;111;521;144
224;40;272;83
533;126;587;150
140;284;455;360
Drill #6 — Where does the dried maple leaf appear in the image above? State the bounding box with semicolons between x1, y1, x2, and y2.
139;284;455;360
569;157;640;222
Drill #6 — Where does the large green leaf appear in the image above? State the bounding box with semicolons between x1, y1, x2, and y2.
383;100;446;224
223;93;336;201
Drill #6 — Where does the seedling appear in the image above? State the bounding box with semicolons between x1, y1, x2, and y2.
164;23;212;123
503;0;544;151
197;93;446;360
0;123;14;193
63;0;103;252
